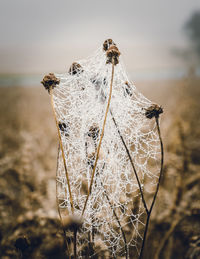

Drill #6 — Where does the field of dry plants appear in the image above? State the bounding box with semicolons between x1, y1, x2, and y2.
0;78;199;258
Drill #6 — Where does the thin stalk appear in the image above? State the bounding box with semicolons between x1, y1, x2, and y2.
102;182;128;259
74;229;77;259
138;212;150;259
110;111;164;259
149;117;164;214
110;111;149;215
86;133;128;257
56;145;71;259
93;163;128;259
139;116;164;259
82;60;115;216
57;199;71;258
50;87;74;214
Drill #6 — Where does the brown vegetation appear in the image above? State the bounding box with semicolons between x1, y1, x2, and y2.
0;78;199;258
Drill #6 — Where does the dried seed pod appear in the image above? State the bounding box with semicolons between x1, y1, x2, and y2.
124;81;133;97
87;152;95;168
68;62;83;75
41;73;60;93
145;104;163;119
85;124;100;168
106;45;121;65
88;124;100;141
103;39;116;51
58;121;70;137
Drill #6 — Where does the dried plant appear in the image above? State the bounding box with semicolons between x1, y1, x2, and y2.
42;39;164;258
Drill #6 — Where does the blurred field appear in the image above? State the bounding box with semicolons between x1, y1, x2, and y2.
0;78;200;258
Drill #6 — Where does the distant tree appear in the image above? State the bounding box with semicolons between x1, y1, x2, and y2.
173;10;200;77
184;10;200;61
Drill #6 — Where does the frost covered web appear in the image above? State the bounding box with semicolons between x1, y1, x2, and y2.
47;40;162;258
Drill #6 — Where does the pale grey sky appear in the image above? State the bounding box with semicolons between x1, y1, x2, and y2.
0;0;200;74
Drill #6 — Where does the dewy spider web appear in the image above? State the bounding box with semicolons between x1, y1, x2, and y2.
50;41;162;258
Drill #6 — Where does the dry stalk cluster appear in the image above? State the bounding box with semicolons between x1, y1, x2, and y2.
42;39;164;259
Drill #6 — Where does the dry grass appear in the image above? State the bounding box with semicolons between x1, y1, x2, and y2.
0;78;199;258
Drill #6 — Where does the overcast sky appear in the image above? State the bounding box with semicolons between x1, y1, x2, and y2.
0;0;200;74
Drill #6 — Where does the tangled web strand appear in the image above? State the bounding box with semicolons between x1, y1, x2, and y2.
42;39;163;258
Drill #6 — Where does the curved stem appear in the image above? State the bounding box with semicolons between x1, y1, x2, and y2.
50;87;74;214
93;163;128;258
56;145;71;258
149;117;164;214
81;61;115;216
73;229;77;259
110;111;149;215
86;130;128;257
139;116;164;259
138;213;150;259
102;181;128;259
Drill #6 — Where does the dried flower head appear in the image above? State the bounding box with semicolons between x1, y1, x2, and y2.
87;153;95;168
145;104;163;119
41;73;60;93
58;121;70;137
62;215;83;232
68;62;84;75
106;45;121;65
124;81;133;97
103;39;116;51
88;124;100;141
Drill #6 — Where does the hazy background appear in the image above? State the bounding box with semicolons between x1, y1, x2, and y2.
0;0;200;85
0;1;200;258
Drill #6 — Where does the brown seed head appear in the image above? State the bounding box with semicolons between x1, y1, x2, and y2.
145;104;163;119
88;124;100;141
103;39;116;51
41;73;60;93
124;81;133;97
58;121;70;137
106;45;121;65
68;62;83;75
62;215;83;232
87;152;95;168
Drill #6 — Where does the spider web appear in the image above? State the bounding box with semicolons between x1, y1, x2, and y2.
53;45;161;258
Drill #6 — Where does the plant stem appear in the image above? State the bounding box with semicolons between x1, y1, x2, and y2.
50;87;74;214
139;117;164;259
82;60;115;216
56;145;71;259
110;112;164;259
110;111;149;215
138;212;150;259
74;229;77;259
102;180;128;259
92;162;128;258
149;117;164;215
